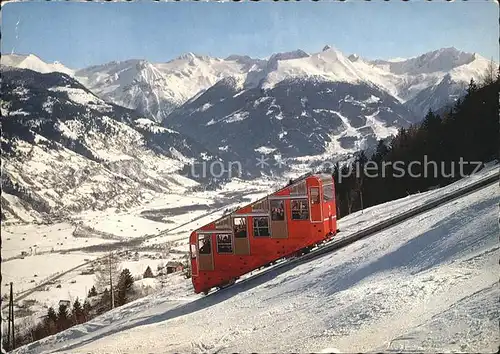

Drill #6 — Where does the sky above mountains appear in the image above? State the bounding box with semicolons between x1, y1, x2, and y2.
1;0;498;69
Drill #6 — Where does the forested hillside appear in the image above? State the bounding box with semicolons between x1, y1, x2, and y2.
332;73;499;217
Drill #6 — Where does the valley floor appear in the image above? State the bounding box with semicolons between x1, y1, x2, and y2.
11;171;499;353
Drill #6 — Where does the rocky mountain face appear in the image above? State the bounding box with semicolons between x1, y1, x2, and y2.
0;67;222;224
165;76;414;175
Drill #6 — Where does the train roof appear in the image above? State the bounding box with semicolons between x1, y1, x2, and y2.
193;172;333;233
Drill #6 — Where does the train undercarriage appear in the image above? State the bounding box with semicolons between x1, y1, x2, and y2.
203;231;337;295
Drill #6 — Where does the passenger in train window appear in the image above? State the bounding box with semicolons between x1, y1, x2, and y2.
234;218;247;238
199;236;211;254
271;200;285;221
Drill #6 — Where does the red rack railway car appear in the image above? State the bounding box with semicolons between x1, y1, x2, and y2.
189;173;337;294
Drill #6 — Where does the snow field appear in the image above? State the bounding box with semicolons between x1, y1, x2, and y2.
2;223;116;260
10;172;499;354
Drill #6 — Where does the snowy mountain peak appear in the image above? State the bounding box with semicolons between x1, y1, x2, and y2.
270;50;310;61
369;47;483;76
174;52;212;63
177;52;197;61
318;46;348;61
225;54;255;62
322;45;332;52
1;53;74;77
348;54;360;62
265;50;310;72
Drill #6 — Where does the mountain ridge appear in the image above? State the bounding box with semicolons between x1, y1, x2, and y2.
2;46;493;121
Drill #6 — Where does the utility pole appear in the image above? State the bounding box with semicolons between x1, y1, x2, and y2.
6;283;14;351
109;253;114;310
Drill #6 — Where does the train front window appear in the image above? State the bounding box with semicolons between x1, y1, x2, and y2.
291;198;309;220
233;217;247;238
323;183;334;202
310;187;320;205
253;217;270;237
198;235;212;254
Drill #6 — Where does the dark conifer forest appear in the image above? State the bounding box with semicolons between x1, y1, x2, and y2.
331;76;499;218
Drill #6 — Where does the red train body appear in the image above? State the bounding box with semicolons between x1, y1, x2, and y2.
189;173;337;294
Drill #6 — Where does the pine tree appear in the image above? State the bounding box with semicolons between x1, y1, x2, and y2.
88;285;98;297
57;303;70;331
372;139;390;164
96;288;111;314
465;78;478;97
71;298;85;325
83;299;92;321
116;268;135;306
44;306;58;335
47;306;57;322
143;266;154;279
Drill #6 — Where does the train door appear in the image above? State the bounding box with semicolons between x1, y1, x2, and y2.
190;241;199;277
197;233;214;271
309;186;323;223
233;217;250;255
321;181;335;228
270;199;288;238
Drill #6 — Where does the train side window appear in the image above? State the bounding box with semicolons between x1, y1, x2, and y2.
215;216;231;229
290;181;307;196
252;199;269;212
198;235;212;254
291;198;309;220
233;217;247;238
310;187;320;205
270;200;285;221
323;184;334;202
253;216;270;237
190;244;197;259
216;233;233;254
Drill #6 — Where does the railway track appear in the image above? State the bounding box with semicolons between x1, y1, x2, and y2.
207;170;499;295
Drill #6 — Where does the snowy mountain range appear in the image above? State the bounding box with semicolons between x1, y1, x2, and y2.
1;46;494;221
163;47;492;171
2;46;492;121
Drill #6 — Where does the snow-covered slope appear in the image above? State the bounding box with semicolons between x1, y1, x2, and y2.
12;172;499;353
0;67;223;224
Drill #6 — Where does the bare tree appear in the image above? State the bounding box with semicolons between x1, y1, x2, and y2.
94;252;121;300
480;58;499;86
162;242;171;259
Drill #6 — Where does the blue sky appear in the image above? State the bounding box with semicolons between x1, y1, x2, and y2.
2;0;498;69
